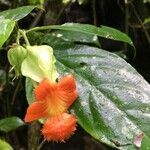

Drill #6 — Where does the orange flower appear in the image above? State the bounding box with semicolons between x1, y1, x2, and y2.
25;74;78;122
42;113;77;142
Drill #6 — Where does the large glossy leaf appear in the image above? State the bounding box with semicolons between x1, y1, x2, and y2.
55;45;150;149
29;23;134;47
0;117;24;132
141;136;150;150
25;45;150;149
27;31;100;49
51;30;100;47
0;139;13;150
0;19;15;48
0;6;36;21
41;33;74;50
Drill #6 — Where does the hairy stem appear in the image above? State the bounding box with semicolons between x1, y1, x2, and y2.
37;140;46;150
28;121;41;150
92;0;97;25
124;0;129;52
131;3;150;45
19;30;30;46
11;77;22;106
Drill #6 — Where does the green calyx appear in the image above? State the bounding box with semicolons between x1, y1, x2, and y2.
8;44;27;76
21;45;58;83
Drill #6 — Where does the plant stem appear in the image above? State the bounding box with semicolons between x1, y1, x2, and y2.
124;0;129;52
16;31;20;45
28;121;41;150
92;0;97;25
131;3;150;45
37;140;46;150
29;0;49;28
31;79;38;88
19;30;30;46
11;77;22;106
26;26;53;33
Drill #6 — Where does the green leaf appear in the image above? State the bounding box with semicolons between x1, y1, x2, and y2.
144;17;150;24
34;23;134;47
25;44;150;149
0;6;36;21
51;30;101;47
27;32;45;45
0;117;24;132
42;34;74;50
141;136;150;150
27;31;100;49
0;19;15;48
27;31;69;50
55;45;150;149
0;139;13;150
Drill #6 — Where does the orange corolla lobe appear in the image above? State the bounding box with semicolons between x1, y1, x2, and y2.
42;113;77;142
25;74;78;122
24;101;49;122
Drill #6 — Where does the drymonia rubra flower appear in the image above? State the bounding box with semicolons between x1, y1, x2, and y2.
42;113;77;142
25;74;78;122
24;74;78;142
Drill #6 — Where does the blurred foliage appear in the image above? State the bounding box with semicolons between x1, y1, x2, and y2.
0;117;24;133
0;139;13;150
143;0;150;3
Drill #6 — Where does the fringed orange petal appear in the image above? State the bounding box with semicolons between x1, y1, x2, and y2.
24;101;49;122
56;74;78;109
34;79;53;101
58;74;77;92
33;74;78;116
42;113;77;142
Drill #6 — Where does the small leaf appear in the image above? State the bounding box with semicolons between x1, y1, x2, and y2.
0;19;15;48
144;17;150;24
0;117;24;132
0;6;36;21
21;45;58;82
0;139;13;150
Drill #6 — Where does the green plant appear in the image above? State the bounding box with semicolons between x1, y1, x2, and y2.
0;4;150;150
